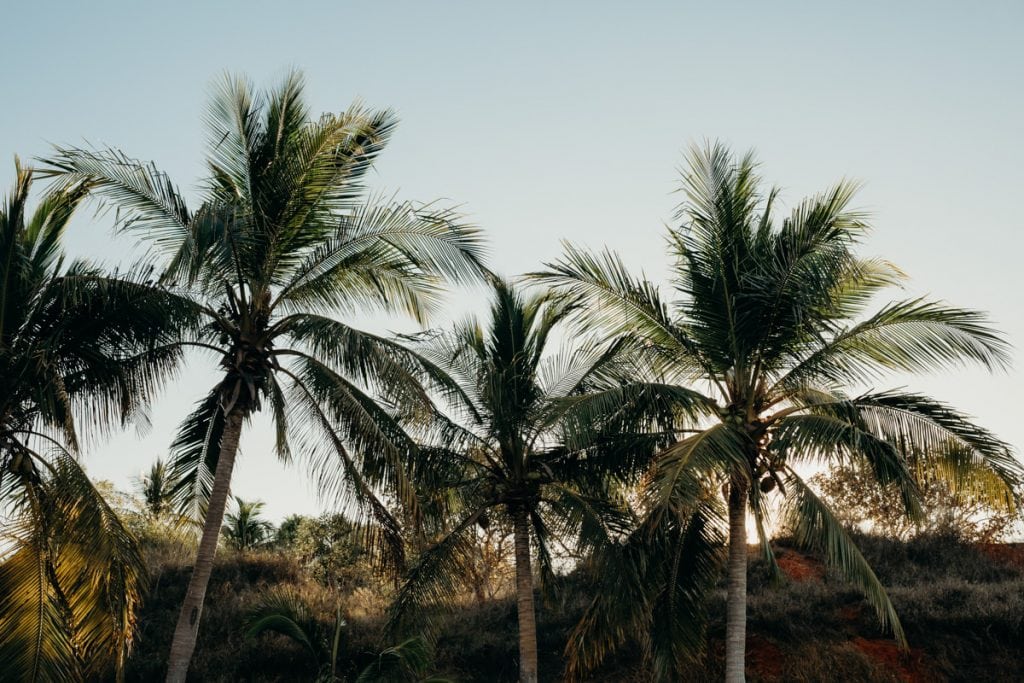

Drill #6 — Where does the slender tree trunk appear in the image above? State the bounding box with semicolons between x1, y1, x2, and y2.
165;410;244;683
724;476;749;683
512;507;539;683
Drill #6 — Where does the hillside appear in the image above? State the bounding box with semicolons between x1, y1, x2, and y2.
123;534;1024;682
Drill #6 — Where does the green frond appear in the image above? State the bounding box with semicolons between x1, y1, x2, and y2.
782;470;906;647
355;636;441;683
284;369;408;574
281;315;441;417
41;146;192;252
267;375;291;463
782;390;1022;511
530;244;700;370
0;454;146;682
244;588;322;662
776;298;1011;391
541;483;634;558
284;353;417;507
772;412;925;521
649;425;749;512
275;198;487;321
387;507;485;637
167;391;225;521
0;482;79;683
565;503;724;682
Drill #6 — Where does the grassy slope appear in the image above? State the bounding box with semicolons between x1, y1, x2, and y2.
124;535;1024;682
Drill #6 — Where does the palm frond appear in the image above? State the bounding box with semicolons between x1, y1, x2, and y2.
648;425;749;512
355;636;441;683
781;470;906;647
776;298;1010;391
565;503;724;681
387;507;485;637
41;146;192;253
0;454;145;681
275;198;487;320
243;588;322;661
531;244;700;370
167;391;225;521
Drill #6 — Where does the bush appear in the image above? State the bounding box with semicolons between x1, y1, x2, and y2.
125;533;1024;682
811;463;1021;543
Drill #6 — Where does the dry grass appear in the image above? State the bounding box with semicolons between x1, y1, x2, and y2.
125;533;1024;682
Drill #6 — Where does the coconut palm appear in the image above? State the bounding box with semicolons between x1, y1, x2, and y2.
138;457;174;517
0;162;192;681
388;278;645;683
535;143;1021;681
221;496;275;550
45;71;487;681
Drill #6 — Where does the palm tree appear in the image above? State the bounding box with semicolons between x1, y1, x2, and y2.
388;278;641;683
221;496;275;550
535;143;1021;681
46;71;487;681
0;162;192;681
138;457;174;517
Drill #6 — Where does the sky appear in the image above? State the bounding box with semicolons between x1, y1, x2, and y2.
2;1;1022;521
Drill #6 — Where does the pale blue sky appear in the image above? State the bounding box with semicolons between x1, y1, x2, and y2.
2;1;1021;519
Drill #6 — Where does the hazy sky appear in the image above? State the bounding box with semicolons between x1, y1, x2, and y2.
2;1;1021;520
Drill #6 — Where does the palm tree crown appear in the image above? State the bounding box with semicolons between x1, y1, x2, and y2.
222;496;275;550
138;457;174;517
45;70;488;681
0;162;192;682
536;143;1021;681
390;278;640;683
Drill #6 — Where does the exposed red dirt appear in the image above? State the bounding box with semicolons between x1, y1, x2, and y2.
976;542;1024;568
837;604;861;623
777;551;825;582
746;636;785;680
851;637;933;683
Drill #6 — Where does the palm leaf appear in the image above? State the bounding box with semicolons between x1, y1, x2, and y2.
781;470;906;647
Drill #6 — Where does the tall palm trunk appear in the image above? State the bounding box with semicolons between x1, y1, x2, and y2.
724;476;748;683
513;507;539;683
165;410;244;683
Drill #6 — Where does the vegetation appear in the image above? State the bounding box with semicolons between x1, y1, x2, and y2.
0;162;191;680
535;143;1020;681
121;520;1024;682
0;71;1020;683
138;458;175;518
245;588;448;682
222;497;275;551
388;278;645;683
813;462;1021;542
45;70;487;681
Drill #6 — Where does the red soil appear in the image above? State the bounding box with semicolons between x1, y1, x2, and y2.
976;542;1024;568
746;635;785;679
851;637;933;683
777;550;825;582
837;604;861;623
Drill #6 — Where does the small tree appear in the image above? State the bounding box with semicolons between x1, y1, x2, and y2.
275;513;308;547
138;458;174;518
813;463;1021;542
221;497;275;550
291;514;375;594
